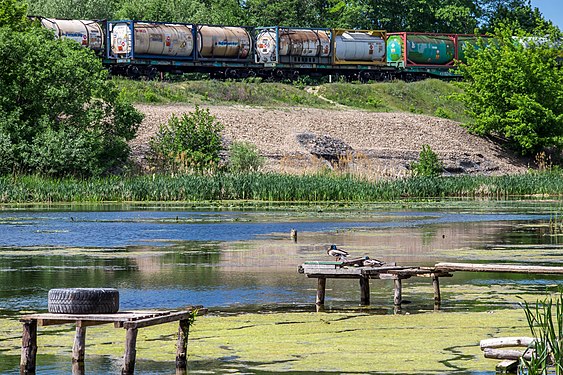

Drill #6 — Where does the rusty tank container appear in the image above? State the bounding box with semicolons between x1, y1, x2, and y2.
256;28;331;63
197;26;251;59
110;21;194;57
334;30;385;63
40;18;103;51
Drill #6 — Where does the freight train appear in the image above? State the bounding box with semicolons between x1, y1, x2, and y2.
37;17;492;81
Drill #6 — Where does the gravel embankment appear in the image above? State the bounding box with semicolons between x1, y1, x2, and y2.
131;104;529;177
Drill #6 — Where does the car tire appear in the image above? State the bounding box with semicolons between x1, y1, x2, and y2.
48;288;120;314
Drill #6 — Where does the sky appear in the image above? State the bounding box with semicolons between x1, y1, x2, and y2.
531;0;563;29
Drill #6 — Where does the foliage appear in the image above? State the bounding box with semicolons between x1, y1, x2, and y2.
27;0;119;20
456;28;563;155
229;141;264;173
410;144;443;177
148;106;223;173
0;7;143;177
0;0;27;29
519;294;563;375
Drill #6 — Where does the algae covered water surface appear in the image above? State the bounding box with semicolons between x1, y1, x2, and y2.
0;200;562;374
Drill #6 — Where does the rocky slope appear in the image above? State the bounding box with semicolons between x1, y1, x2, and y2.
131;104;530;177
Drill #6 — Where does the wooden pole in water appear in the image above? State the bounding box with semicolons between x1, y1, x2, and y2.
316;278;326;307
393;278;402;306
20;320;37;374
176;319;190;370
72;326;87;363
122;328;138;375
360;276;370;305
431;274;441;307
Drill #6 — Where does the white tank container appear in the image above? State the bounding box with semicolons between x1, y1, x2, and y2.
197;26;251;58
335;31;385;62
110;22;194;57
40;18;103;51
256;28;331;63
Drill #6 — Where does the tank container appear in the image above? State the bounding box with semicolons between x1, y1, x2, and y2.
197;26;251;59
40;18;103;51
256;28;330;63
334;31;385;62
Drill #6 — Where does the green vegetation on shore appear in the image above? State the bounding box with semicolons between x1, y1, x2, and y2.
2;171;563;203
116;78;469;122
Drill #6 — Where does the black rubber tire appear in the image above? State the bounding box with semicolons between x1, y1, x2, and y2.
48;288;119;314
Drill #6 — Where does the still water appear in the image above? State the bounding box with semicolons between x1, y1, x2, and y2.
1;201;562;374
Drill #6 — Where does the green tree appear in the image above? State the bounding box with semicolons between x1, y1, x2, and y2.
0;0;143;176
148;106;224;173
27;0;119;20
482;0;560;36
229;141;264;173
0;0;27;29
410;144;443;177
456;28;563;155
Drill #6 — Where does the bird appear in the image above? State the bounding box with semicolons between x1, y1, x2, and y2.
363;257;385;267
327;244;349;261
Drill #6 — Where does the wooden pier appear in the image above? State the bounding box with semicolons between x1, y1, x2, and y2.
20;308;205;375
299;261;563;309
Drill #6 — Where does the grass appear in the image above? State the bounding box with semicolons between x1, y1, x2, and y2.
114;77;468;121
2;171;563;203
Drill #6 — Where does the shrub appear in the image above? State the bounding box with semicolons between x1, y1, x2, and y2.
229;141;264;173
149;106;223;173
410;144;443;177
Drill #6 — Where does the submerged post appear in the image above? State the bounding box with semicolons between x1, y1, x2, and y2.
431;274;441;308
393;278;402;306
122;328;138;375
176;319;190;370
360;276;370;305
72;327;87;363
316;278;326;307
20;320;37;374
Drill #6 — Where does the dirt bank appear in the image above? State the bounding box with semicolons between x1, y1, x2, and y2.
131;104;530;177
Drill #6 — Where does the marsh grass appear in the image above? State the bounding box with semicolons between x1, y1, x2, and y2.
2;172;563;203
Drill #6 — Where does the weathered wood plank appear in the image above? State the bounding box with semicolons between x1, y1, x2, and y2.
480;337;535;349
176;319;190;369
360;277;370;305
393;279;402;306
20;320;37;374
123;310;204;329
122;328;138;375
495;359;519;374
316;278;326;306
435;262;563;274
483;348;532;360
72;327;87;363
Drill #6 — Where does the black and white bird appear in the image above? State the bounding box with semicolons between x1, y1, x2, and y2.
327;244;349;261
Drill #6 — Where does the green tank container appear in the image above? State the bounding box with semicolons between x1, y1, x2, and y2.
407;35;455;65
387;33;455;65
458;36;496;63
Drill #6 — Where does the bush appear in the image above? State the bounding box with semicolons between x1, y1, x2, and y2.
229;141;264;173
410;144;443;177
149;106;223;173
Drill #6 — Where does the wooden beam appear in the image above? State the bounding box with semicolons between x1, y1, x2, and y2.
435;262;563;274
20;320;37;374
122;328;138;375
72;327;87;363
480;337;535;350
431;274;441;305
360;276;370;305
316;278;326;306
393;279;402;306
483;348;532;360
176;319;190;369
496;359;519;374
123;310;200;329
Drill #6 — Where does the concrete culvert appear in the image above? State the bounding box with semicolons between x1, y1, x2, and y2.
48;288;120;314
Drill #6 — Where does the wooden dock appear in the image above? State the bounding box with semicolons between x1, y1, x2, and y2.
299;261;563;310
20;308;205;375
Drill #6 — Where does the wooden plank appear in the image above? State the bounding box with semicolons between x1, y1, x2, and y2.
483;348;532;360
480;337;535;350
432;274;441;305
122;328;138;375
176;319;190;370
20;320;37;374
123;310;197;329
435;262;563;274
496;359;518;374
360;276;370;305
393;279;402;306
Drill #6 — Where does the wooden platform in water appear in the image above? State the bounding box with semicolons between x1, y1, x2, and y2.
299;261;563;310
20;308;206;375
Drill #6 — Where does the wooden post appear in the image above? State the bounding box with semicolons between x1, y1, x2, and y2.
393;278;402;306
72;327;87;363
20;320;37;374
359;276;370;305
122;328;138;375
431;274;441;308
175;319;190;370
316;278;326;307
72;361;85;375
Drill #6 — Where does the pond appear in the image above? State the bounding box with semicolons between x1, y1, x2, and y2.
1;200;562;374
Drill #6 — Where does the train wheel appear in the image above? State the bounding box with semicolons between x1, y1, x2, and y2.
126;65;141;79
145;66;158;81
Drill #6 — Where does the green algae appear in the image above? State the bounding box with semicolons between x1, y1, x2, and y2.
0;307;539;374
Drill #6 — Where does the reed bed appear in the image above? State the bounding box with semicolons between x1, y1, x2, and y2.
1;172;563;203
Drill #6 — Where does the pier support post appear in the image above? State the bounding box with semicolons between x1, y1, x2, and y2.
20;320;37;374
360;276;370;305
432;274;441;309
122;328;138;375
176;319;190;370
72;327;87;363
393;278;402;306
316;278;326;307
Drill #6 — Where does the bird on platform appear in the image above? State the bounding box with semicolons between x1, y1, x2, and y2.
363;257;385;267
327;244;349;261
